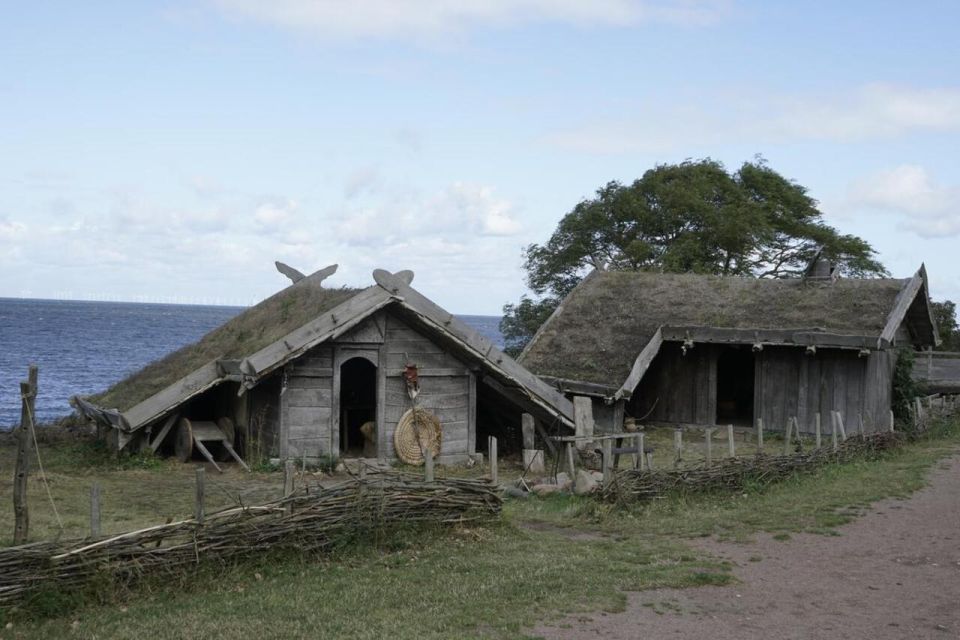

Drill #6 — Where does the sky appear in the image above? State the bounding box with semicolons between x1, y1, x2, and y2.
1;1;959;314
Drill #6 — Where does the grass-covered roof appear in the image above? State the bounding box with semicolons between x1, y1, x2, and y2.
519;270;908;388
92;273;363;411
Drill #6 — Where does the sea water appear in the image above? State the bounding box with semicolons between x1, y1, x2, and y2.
0;298;503;428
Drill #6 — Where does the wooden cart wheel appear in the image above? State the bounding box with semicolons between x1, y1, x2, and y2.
175;417;194;463
216;417;235;462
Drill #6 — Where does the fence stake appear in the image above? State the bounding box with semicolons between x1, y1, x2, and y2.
602;439;613;485
565;442;576;478
13;365;38;545
489;436;498;486
645;451;654;470
756;418;764;455
424;448;434;482
783;418;793;455
637;433;645;470
831;412;839;452
90;483;101;538
914;397;923;429
858;413;864;436
704;428;713;465
835;411;847;441
673;428;683;468
194;467;205;524
889;409;896;433
814;413;821;449
727;424;736;458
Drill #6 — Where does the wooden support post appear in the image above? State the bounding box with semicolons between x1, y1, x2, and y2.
636;433;646;470
756;418;764;455
727;424;735;458
673;428;682;468
488;436;499;486
194;467;205;524
889;409;896;433
783;418;793;455
602;439;613;485
645;450;654;470
815;413;822;449
13;365;38;545
424;448;434;482
90;483;101;538
521;413;536;450
573;397;594;451
704;428;713;465
858;413;864;436
914;397;923;429
565;442;576;478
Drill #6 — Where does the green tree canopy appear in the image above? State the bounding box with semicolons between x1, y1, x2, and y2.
501;158;887;356
931;300;960;351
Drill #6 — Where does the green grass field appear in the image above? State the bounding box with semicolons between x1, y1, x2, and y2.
1;419;957;639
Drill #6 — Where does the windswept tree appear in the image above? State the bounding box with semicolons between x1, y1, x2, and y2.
931;300;960;351
501;158;886;355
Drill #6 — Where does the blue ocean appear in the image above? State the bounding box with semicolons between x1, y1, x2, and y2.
0;298;503;429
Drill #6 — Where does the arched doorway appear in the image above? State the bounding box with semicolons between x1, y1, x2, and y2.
339;357;377;457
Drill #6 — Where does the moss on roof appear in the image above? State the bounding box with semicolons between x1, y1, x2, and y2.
519;270;907;388
91;274;364;411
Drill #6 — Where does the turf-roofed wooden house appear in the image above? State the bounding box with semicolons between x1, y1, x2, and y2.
519;258;938;435
74;267;574;465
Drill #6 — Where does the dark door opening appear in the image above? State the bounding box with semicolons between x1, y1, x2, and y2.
716;347;755;426
340;357;377;457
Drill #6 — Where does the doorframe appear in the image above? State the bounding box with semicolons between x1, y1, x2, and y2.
332;346;380;457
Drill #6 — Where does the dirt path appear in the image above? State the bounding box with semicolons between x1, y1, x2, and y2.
534;456;960;640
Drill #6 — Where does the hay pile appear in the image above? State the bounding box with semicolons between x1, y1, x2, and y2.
0;473;500;607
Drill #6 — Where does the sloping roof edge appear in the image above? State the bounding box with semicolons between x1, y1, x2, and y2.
372;269;575;427
518;269;601;362
880;264;939;348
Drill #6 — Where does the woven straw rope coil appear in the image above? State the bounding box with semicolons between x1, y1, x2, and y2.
394;408;442;465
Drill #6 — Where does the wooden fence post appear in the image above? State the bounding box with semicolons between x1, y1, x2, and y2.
194;467;205;524
835;411;847;441
756;418;764;455
858;413;864;436
831;412;839;452
489;436;498;485
645;450;654;470
637;433;646;471
424;448;434;482
727;424;736;458
889;409;895;433
814;413;821;449
13;365;38;545
601;439;613;485
565;442;576;478
704;428;713;465
673;428;683;468
783;418;793;455
90;483;101;538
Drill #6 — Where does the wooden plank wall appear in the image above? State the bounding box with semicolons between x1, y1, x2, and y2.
630;342;893;434
631;343;717;425
756;347;881;434
913;351;960;392
381;313;472;460
280;346;334;458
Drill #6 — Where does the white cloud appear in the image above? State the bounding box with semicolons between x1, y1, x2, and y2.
0;216;27;239
212;0;730;40
846;165;960;237
546;84;960;154
334;181;522;246
253;198;298;231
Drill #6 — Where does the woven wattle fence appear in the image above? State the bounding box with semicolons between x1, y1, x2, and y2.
0;473;501;607
601;431;905;504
